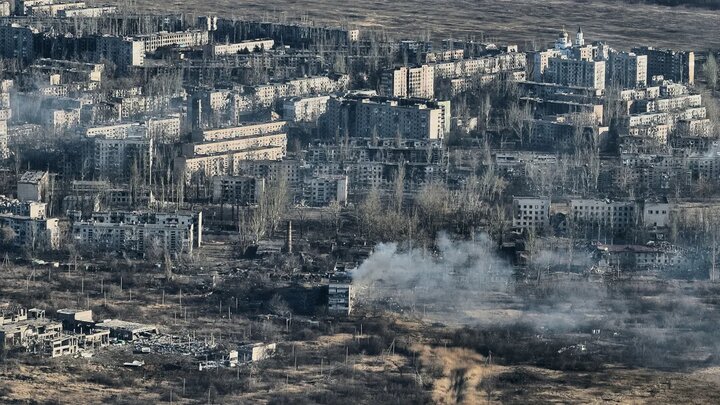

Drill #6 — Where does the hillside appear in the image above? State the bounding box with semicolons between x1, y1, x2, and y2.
107;0;720;50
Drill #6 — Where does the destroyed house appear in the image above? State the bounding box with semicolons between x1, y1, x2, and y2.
95;319;159;341
0;319;63;351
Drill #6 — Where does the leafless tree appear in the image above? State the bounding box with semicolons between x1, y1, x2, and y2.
704;52;718;92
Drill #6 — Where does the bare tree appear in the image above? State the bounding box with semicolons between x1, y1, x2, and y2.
704;52;718;92
0;226;16;248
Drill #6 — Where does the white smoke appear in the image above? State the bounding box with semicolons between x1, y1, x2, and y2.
351;233;514;323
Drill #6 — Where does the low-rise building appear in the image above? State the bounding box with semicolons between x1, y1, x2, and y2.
17;171;50;202
211;176;265;205
512;197;550;233
327;265;355;315
283;96;330;122
71;211;203;254
205;38;274;57
303;175;348;206
137;30;209;53
0;214;61;250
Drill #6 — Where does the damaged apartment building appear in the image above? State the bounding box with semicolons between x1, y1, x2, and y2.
175;121;288;189
70;211;203;255
0;195;61;250
0;306;110;358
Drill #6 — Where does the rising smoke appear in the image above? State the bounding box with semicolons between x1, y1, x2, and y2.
351;233;515;323
352;233;611;329
352;234;720;371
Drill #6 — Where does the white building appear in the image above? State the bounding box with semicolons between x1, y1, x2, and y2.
608;51;647;88
93;135;152;181
137;30;209;53
95;36;145;69
381;65;435;99
0;213;60;250
570;199;637;231
206;39;274;57
17;171;50;203
283;96;330;122
546;57;605;90
177;122;288;184
642;201;670;228
328;267;354;315
303;175;348;206
512;197;550;233
72;211;202;254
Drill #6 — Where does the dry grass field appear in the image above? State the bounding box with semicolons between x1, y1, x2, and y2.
110;0;720;50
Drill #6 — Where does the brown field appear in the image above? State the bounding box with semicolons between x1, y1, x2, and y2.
108;0;720;50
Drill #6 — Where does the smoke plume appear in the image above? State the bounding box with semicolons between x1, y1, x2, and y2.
351;233;514;323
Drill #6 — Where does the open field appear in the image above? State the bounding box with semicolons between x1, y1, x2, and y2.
4;237;720;404
108;0;720;50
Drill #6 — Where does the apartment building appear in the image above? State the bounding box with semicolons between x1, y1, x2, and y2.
570;199;637;231
29;59;104;83
0;196;47;219
433;52;527;79
283;96;330;122
634;94;702;113
252;75;349;107
607;51;647;88
71;211;202;254
206;38;274;57
85;123;146;139
182;133;287;157
622;86;707;138
327;270;354;315
0;119;7;159
512;197;550;233
381;65;435;99
137;30;209;53
632;47;694;85
596;243;681;270
303;175;348;206
58;6;116;17
176;146;286;184
146;115;182;142
17;171;50;203
570;198;671;230
95;36;145;69
0;24;35;62
326;95;450;140
25;0;86;16
93;135;153;181
0;214;60;250
193;121;288;142
524;114;608;151
211;176;265;205
546;57;606;90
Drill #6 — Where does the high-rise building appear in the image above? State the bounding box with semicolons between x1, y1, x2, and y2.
381;65;435;99
608;51;647;88
0;25;35;62
546;57;606;90
326;94;450;140
95;36;145;69
632;47;694;85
